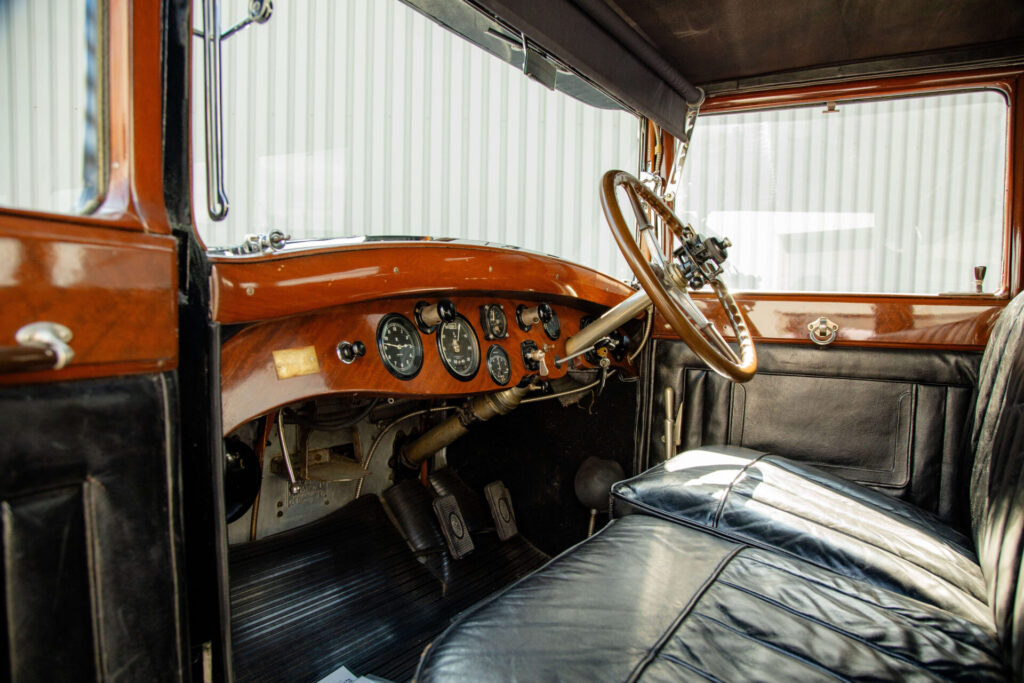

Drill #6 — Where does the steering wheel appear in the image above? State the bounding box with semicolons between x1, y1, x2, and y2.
601;170;757;383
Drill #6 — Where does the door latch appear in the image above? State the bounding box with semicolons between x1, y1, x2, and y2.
807;317;838;346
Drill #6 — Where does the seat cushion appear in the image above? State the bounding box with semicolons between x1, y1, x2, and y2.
611;445;991;625
416;515;1006;681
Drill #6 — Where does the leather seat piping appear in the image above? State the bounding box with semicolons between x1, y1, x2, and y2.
625;545;745;683
712;452;769;527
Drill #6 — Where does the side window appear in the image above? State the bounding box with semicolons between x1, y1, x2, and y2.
678;90;1008;294
0;0;106;214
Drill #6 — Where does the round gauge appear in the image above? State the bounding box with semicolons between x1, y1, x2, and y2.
437;314;480;381
542;308;561;340
480;304;508;339
486;344;512;385
376;313;424;380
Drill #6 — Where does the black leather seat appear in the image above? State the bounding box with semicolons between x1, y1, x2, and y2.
416;294;1024;680
611;445;989;622
417;515;1006;681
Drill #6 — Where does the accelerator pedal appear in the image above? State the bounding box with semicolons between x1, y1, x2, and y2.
484;480;519;541
432;494;474;559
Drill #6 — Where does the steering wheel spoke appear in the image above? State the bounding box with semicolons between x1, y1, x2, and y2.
601;170;757;383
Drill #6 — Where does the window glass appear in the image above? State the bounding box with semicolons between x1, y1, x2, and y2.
0;0;102;214
676;91;1008;294
192;0;638;281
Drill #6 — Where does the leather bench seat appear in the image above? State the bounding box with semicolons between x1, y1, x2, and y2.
611;445;990;624
416;514;1006;681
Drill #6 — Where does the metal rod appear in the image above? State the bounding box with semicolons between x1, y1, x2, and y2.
664;386;676;461
277;411;300;494
565;289;651;356
201;0;229;220
354;406;460;498
249;411;277;541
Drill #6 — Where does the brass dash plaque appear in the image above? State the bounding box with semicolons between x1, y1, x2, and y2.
272;346;320;379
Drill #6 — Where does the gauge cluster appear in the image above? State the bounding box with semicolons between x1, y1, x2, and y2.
221;293;636;433
369;297;593;389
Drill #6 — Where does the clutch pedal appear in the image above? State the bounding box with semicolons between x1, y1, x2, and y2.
432;494;474;559
484;480;518;540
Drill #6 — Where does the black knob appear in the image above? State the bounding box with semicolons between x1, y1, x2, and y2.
336;340;365;364
518;303;552;330
416;299;458;331
436;299;457;323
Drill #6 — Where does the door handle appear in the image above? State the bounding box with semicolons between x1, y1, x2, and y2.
0;322;75;374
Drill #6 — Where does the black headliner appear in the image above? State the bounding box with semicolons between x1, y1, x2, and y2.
458;0;1024;138
614;0;1024;89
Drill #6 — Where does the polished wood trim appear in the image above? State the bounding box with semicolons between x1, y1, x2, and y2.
1011;75;1024;295
0;347;57;375
0;217;178;384
700;68;1021;114
210;242;636;325
221;296;626;434
652;293;1005;351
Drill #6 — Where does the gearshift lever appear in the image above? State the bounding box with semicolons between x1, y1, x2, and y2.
574;457;625;537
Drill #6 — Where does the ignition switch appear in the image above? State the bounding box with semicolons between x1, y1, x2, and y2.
520;340;549;376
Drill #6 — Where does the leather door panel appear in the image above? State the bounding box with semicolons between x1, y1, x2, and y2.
649;341;980;521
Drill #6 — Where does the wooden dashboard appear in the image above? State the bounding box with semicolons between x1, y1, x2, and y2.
214;241;638;434
220;296;634;433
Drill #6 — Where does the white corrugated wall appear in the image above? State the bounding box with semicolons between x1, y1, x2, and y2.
192;0;639;281
676;92;1008;294
0;0;87;213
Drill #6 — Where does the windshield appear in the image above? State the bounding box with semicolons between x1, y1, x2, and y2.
192;0;638;281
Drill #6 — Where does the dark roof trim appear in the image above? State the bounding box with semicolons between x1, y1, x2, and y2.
703;41;1024;98
468;0;701;138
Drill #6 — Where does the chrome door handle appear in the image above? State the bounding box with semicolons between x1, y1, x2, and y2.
0;322;75;373
807;317;838;346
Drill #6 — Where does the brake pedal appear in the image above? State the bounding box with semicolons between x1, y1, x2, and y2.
484;480;518;541
432;494;474;559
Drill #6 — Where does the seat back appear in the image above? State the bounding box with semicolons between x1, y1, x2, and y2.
969;292;1024;669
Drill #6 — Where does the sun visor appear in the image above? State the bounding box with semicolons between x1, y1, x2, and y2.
400;0;701;138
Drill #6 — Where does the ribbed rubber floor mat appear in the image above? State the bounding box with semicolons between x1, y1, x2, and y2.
229;496;446;682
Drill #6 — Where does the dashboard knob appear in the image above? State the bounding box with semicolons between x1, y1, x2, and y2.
517;303;552;330
416;299;457;332
336;340;366;364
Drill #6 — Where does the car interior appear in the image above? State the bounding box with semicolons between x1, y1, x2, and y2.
2;0;1024;681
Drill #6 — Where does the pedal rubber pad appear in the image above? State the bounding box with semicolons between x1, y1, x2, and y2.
432;494;474;559
484;480;518;541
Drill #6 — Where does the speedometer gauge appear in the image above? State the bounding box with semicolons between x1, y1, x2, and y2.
377;313;423;380
437;315;480;381
486;345;511;385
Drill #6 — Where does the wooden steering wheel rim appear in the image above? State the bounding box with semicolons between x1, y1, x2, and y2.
600;170;757;383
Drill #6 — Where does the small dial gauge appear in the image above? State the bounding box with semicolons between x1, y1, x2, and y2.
437;314;480;381
376;313;423;380
480;304;508;340
486;345;512;385
542;308;561;340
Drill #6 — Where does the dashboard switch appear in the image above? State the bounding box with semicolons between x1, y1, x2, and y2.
516;303;553;331
415;299;457;333
336;340;366;364
521;340;549;376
